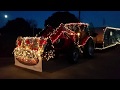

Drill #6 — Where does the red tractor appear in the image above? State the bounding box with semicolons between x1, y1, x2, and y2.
40;23;95;62
13;22;95;72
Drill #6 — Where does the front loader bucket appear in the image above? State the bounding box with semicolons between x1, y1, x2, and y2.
13;36;48;72
14;55;43;72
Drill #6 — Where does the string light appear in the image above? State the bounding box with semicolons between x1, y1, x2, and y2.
95;26;120;50
13;22;120;72
13;22;93;65
13;36;55;65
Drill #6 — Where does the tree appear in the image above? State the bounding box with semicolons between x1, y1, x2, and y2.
27;19;38;36
44;11;79;28
0;18;33;57
27;19;37;29
6;18;30;29
1;17;32;37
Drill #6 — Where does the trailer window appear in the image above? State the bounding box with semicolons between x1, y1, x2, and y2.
110;31;112;36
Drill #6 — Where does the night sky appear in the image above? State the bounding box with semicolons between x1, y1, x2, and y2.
0;11;120;29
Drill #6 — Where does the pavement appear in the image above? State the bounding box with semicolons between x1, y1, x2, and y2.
0;45;120;79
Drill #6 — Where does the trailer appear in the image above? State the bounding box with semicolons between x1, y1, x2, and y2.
13;22;95;72
94;27;120;50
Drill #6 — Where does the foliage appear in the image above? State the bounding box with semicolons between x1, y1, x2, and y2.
0;17;41;57
44;11;79;28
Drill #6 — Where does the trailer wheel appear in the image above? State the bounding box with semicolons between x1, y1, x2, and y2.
67;46;80;64
83;39;94;58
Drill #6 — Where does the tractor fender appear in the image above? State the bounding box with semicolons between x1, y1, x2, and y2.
81;36;94;46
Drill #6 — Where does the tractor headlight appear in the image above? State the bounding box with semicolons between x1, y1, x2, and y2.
77;33;80;37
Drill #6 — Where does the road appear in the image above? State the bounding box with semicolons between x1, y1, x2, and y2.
0;45;120;79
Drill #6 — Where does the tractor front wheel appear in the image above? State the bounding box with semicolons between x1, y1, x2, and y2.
67;46;80;64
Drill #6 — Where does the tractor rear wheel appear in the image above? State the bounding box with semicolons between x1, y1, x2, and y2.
83;39;94;58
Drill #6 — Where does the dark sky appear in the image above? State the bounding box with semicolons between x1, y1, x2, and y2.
0;11;120;28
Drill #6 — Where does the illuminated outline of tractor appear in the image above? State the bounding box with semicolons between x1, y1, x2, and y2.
42;23;95;63
13;22;95;72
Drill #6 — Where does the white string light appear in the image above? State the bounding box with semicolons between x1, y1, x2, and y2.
13;22;93;64
95;26;120;50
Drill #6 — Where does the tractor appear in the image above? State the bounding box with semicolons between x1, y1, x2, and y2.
13;22;95;72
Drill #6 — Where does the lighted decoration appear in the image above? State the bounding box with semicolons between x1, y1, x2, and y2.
13;22;120;73
14;36;56;72
16;36;23;46
14;47;40;65
14;22;90;59
13;22;93;72
13;36;56;65
95;27;120;50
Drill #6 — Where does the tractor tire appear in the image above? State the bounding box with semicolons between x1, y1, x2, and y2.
53;50;59;59
66;46;80;64
83;38;95;58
